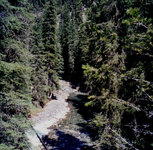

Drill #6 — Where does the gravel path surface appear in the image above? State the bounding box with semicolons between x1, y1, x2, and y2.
26;80;77;150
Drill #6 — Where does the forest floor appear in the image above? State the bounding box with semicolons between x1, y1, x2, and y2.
26;80;78;150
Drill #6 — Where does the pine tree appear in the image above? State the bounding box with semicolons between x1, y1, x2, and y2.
80;0;153;149
42;0;59;98
60;2;71;79
59;0;83;80
0;0;33;149
31;16;48;107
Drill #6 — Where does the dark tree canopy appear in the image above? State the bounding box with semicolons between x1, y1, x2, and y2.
0;0;153;149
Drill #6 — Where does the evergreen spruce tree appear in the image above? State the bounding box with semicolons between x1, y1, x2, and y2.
1;0;153;149
80;0;153;149
0;0;33;149
60;2;71;79
31;17;47;107
59;0;83;80
42;0;59;98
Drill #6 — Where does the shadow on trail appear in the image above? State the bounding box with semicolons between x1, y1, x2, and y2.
42;92;98;150
42;129;95;150
66;93;100;140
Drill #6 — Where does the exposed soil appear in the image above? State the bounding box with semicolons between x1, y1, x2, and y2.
26;80;77;149
42;93;98;150
26;80;97;150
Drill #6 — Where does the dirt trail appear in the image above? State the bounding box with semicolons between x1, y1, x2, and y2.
26;80;77;150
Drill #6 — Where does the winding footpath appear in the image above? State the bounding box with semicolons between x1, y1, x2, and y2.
26;80;77;150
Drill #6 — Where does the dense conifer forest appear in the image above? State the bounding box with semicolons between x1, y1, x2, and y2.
0;0;153;149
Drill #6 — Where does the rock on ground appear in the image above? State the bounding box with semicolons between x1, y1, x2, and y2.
26;80;76;149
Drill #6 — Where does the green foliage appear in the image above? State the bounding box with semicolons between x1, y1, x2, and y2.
1;0;153;149
30;16;48;106
0;0;64;149
59;0;82;80
75;0;153;149
42;0;59;96
0;0;36;149
0;62;31;148
0;114;30;150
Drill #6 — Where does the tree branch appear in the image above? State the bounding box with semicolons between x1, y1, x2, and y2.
125;77;153;85
112;98;141;111
108;127;139;150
